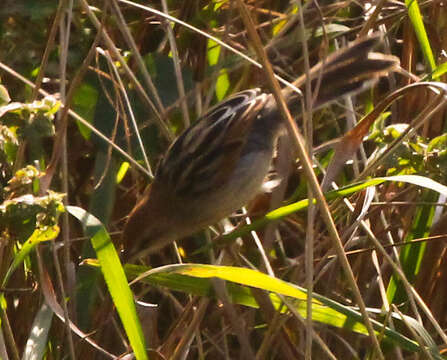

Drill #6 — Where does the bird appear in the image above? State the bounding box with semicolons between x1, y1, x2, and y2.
122;35;399;261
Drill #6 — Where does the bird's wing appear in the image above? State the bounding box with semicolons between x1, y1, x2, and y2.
157;89;268;197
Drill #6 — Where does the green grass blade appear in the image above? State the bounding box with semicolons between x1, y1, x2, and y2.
207;39;230;100
387;190;436;304
23;303;54;360
405;0;436;71
68;206;148;360
129;263;427;354
431;61;447;79
2;226;59;287
218;175;447;245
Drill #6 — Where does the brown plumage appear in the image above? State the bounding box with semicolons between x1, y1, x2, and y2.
122;35;399;261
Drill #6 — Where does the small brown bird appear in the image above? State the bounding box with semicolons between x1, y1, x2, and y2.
122;35;399;261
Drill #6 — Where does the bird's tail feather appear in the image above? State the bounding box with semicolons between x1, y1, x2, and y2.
282;34;399;109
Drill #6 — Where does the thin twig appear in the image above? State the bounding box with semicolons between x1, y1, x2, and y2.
0;61;151;177
99;48;153;176
295;1;315;357
160;0;191;127
31;0;66;101
79;0;173;141
56;0;77;357
110;0;166;115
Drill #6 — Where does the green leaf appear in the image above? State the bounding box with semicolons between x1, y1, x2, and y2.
215;68;230;101
2;226;59;287
207;39;230;100
272;5;298;35
314;23;351;38
76;154;117;329
72;83;99;139
405;0;436;71
144;53;193;108
387;190;436;304
0;85;11;106
207;39;221;66
116;161;130;184
23;303;54;360
130;263;427;354
430;61;447;79
67;206;148;360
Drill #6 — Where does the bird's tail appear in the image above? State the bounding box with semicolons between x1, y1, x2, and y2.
282;34;399;109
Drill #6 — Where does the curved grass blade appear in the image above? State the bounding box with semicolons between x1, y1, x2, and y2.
67;206;148;360
368;307;442;359
2;226;59;287
129;263;433;355
217;175;447;246
23;303;54;360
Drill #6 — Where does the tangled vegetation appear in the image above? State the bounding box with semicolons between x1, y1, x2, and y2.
1;0;447;359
